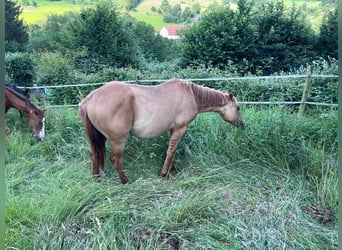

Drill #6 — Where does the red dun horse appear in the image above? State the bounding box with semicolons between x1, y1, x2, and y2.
79;78;244;184
5;87;46;140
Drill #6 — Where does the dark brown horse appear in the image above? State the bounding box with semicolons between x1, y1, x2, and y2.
5;87;46;140
79;78;244;184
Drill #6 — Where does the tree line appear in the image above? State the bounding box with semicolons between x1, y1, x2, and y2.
5;0;337;86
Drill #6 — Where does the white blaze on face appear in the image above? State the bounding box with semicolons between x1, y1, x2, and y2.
38;117;46;140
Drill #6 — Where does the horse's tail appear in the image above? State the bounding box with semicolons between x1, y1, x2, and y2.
79;102;106;172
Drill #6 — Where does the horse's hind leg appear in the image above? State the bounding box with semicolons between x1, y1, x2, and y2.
90;150;101;181
109;140;128;184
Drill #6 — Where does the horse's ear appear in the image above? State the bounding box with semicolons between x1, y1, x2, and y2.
224;92;234;100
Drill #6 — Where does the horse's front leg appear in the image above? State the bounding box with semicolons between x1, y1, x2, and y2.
162;126;187;178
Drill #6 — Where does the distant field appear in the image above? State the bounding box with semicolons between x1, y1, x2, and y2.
19;0;327;30
20;0;88;25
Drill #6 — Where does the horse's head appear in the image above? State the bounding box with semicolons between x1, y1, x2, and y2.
28;108;47;140
219;93;245;129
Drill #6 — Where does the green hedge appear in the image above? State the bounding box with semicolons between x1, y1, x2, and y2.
32;54;337;106
5;52;36;86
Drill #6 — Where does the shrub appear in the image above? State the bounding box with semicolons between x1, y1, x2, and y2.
5;52;36;86
35;52;78;105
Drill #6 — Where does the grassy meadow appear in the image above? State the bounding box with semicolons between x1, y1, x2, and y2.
5;104;337;249
19;0;87;25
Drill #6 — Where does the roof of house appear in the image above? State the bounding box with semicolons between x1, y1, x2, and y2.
167;25;183;36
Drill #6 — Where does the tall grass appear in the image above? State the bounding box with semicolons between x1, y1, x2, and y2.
5;105;337;249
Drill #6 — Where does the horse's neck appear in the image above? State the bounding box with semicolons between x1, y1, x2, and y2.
191;84;227;112
7;92;32;115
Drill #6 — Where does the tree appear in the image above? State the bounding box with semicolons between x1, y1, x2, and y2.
180;0;256;71
131;21;171;62
5;0;29;52
5;52;35;86
315;8;337;59
253;1;316;74
179;0;316;74
57;2;140;69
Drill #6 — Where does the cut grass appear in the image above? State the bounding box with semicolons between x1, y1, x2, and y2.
5;106;337;249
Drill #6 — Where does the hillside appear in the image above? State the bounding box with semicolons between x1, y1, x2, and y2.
19;0;328;30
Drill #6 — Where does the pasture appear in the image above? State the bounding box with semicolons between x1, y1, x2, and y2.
20;0;86;25
5;104;337;249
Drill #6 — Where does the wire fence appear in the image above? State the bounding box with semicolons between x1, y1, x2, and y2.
19;73;338;108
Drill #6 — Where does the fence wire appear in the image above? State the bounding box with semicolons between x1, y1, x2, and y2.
17;74;338;108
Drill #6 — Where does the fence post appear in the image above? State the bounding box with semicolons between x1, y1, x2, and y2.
298;65;314;117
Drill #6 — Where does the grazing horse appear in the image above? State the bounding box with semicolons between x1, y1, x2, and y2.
5;83;30;118
79;78;244;184
5;87;46;140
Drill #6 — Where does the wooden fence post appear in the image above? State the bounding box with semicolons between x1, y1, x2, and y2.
298;65;314;117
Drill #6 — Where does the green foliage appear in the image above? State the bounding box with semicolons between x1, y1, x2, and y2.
159;0;198;24
253;1;316;74
5;52;36;86
27;14;74;53
61;2;140;68
130;21;176;62
180;2;255;70
22;0;336;75
126;0;142;10
5;0;29;52
180;0;317;75
315;7;338;59
26;2;179;72
33;57;337;108
35;52;81;105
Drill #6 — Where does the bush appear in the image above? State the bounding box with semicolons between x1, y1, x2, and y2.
35;52;78;105
5;52;36;86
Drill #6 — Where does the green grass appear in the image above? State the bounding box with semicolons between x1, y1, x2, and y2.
20;0;88;24
5;105;337;249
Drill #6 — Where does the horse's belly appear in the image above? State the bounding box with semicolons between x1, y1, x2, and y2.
131;118;171;138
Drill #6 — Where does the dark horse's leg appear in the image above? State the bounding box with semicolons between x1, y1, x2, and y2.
162;126;187;178
90;150;101;181
109;140;129;184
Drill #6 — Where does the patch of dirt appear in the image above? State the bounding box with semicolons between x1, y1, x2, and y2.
132;229;181;250
301;204;334;225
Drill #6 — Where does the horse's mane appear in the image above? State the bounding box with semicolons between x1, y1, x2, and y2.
5;86;41;112
5;86;29;101
188;82;229;108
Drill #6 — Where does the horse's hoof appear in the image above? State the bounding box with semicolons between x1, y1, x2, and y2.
92;174;101;182
161;173;169;180
170;167;177;175
120;177;129;184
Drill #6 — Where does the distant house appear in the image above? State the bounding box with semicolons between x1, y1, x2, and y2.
157;25;183;40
